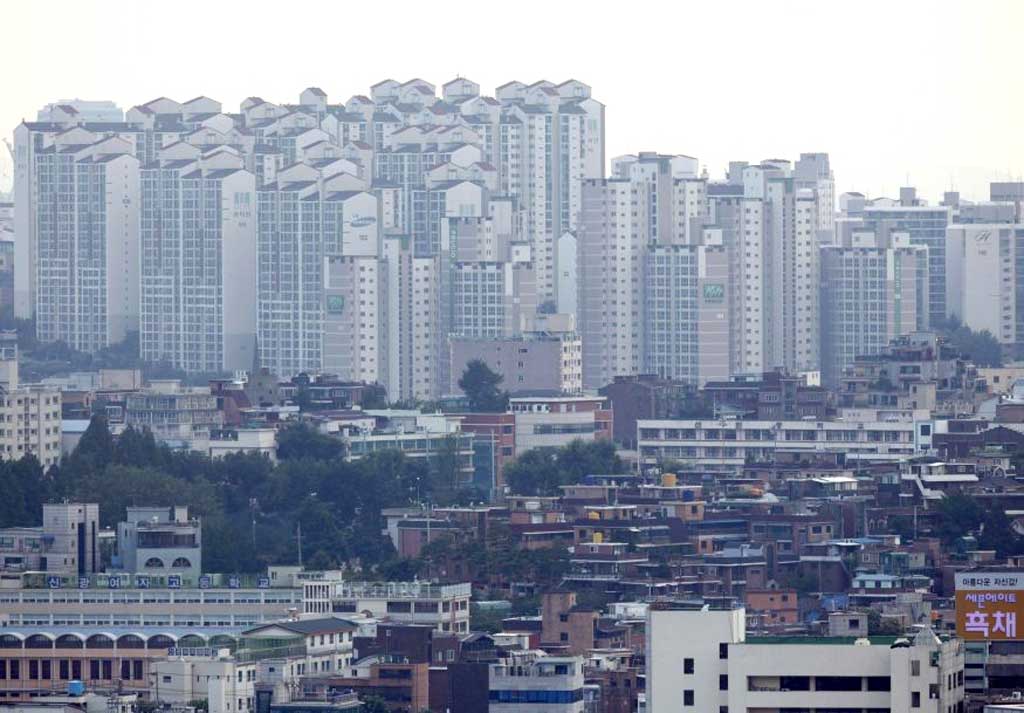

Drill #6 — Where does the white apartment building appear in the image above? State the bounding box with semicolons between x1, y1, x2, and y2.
848;196;951;327
794;152;836;232
647;607;965;713
323;255;386;384
381;235;439;402
255;160;379;380
15;82;601;388
637;415;925;471
0;338;62;466
707;193;768;375
766;179;820;373
34;136;139;352
489;651;585;712
578;178;648;389
494;84;592;303
821;226;930;385
140;147;257;373
946;223;1024;347
644;239;731;386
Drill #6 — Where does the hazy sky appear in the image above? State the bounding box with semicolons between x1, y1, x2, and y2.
3;0;1022;202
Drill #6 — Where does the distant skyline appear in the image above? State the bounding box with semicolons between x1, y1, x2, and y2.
3;0;1022;202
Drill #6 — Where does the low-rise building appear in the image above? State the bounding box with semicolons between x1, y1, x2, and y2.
0;625;229;700
302;580;471;634
124;380;223;445
0;503;99;575
488;651;584;712
449;332;583;396
510;393;612;455
638;415;924;472
115;506;202;578
0;571;304;629
647;606;965;713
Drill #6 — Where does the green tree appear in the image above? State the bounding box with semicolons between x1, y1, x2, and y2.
70;415;116;470
359;696;389;713
935;315;1003;367
457;359;509;412
866;608;904;635
505;440;623;496
932;494;985;544
276;422;344;461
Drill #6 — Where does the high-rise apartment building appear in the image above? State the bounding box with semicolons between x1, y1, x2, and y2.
707;190;768;374
578;177;648;389
764;177;821;373
34;135;139;352
846;188;951;326
946;223;1024;351
14;81;597;393
644;238;731;385
256;158;379;380
0;334;62;467
140;147;257;373
820;226;930;385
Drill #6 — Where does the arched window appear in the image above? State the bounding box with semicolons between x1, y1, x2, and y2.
171;557;192;568
55;635;84;649
0;635;21;649
24;634;53;649
146;635;175;650
178;634;206;649
86;634;114;649
116;635;145;649
144;557;164;568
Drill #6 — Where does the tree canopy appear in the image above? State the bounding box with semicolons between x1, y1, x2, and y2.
0;415;469;574
457;359;509;412
504;439;624;496
931;493;1024;557
934;316;1004;367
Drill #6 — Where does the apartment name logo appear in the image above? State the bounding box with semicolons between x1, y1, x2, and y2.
702;283;725;302
326;295;346;314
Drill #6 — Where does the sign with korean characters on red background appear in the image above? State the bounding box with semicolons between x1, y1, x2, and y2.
955;572;1023;640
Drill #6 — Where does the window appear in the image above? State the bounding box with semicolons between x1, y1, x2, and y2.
683;658;694;674
815;676;861;691
683;690;694;706
912;691;921;708
719;674;728;690
719;643;729;659
911;660;921;676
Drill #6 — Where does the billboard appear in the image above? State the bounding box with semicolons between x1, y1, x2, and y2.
955;572;1023;640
